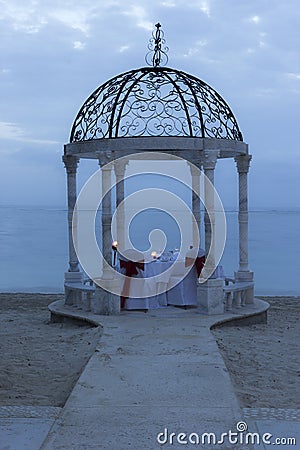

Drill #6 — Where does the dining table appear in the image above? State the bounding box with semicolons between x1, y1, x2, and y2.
119;256;201;310
118;250;224;310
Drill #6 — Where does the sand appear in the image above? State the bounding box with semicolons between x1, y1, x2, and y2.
0;294;101;407
0;294;299;409
212;296;300;409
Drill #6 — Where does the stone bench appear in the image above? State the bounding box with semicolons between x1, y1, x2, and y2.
223;279;254;310
64;282;95;311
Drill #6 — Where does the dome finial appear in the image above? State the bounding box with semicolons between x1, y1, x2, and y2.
145;22;169;67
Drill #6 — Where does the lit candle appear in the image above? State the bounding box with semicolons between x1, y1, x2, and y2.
112;241;118;266
151;251;157;259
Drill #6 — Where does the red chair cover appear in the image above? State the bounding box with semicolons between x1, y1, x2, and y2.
195;255;205;277
185;255;205;277
120;259;144;308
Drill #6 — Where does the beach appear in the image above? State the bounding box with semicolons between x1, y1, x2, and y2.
213;296;300;409
0;294;299;409
0;294;101;407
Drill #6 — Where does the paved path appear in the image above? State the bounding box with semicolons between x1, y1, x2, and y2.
1;300;299;449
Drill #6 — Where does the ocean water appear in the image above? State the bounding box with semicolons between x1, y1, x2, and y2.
0;205;299;296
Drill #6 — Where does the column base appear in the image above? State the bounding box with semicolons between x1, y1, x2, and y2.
197;278;224;315
64;271;84;306
91;280;120;315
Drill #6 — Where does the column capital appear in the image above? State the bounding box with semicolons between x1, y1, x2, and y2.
98;159;113;172
235;154;252;173
97;150;114;167
202;150;219;170
114;159;129;178
62;155;79;174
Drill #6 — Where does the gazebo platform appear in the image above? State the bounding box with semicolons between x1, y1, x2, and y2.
49;297;269;327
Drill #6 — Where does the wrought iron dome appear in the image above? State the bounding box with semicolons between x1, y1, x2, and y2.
70;26;243;142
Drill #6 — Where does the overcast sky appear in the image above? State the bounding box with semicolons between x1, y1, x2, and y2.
0;0;299;208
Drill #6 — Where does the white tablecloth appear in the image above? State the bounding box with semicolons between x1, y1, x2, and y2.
121;259;197;309
144;260;174;308
120;256;224;310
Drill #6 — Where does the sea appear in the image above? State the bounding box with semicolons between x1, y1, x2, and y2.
0;205;299;296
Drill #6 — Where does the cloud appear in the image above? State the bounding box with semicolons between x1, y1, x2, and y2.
0;122;60;151
1;68;11;74
122;5;153;31
0;122;26;141
258;31;267;48
161;0;176;7
73;41;86;50
0;0;299;207
118;45;130;53
249;15;261;24
197;0;211;17
48;7;94;36
182;39;208;58
160;0;211;16
0;0;47;33
287;72;300;80
0;0;118;36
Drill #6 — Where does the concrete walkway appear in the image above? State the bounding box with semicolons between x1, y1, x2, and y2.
1;299;299;449
42;300;267;449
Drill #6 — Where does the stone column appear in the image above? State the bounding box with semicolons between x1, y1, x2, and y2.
114;159;127;250
203;151;218;270
63;155;80;272
235;154;254;284
62;155;83;306
100;162;113;279
197;150;224;314
91;161;120;315
189;163;201;248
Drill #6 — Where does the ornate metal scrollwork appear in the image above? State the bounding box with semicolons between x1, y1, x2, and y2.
70;67;243;142
145;22;169;67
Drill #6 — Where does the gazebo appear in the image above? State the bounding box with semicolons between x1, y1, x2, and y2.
62;24;254;315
